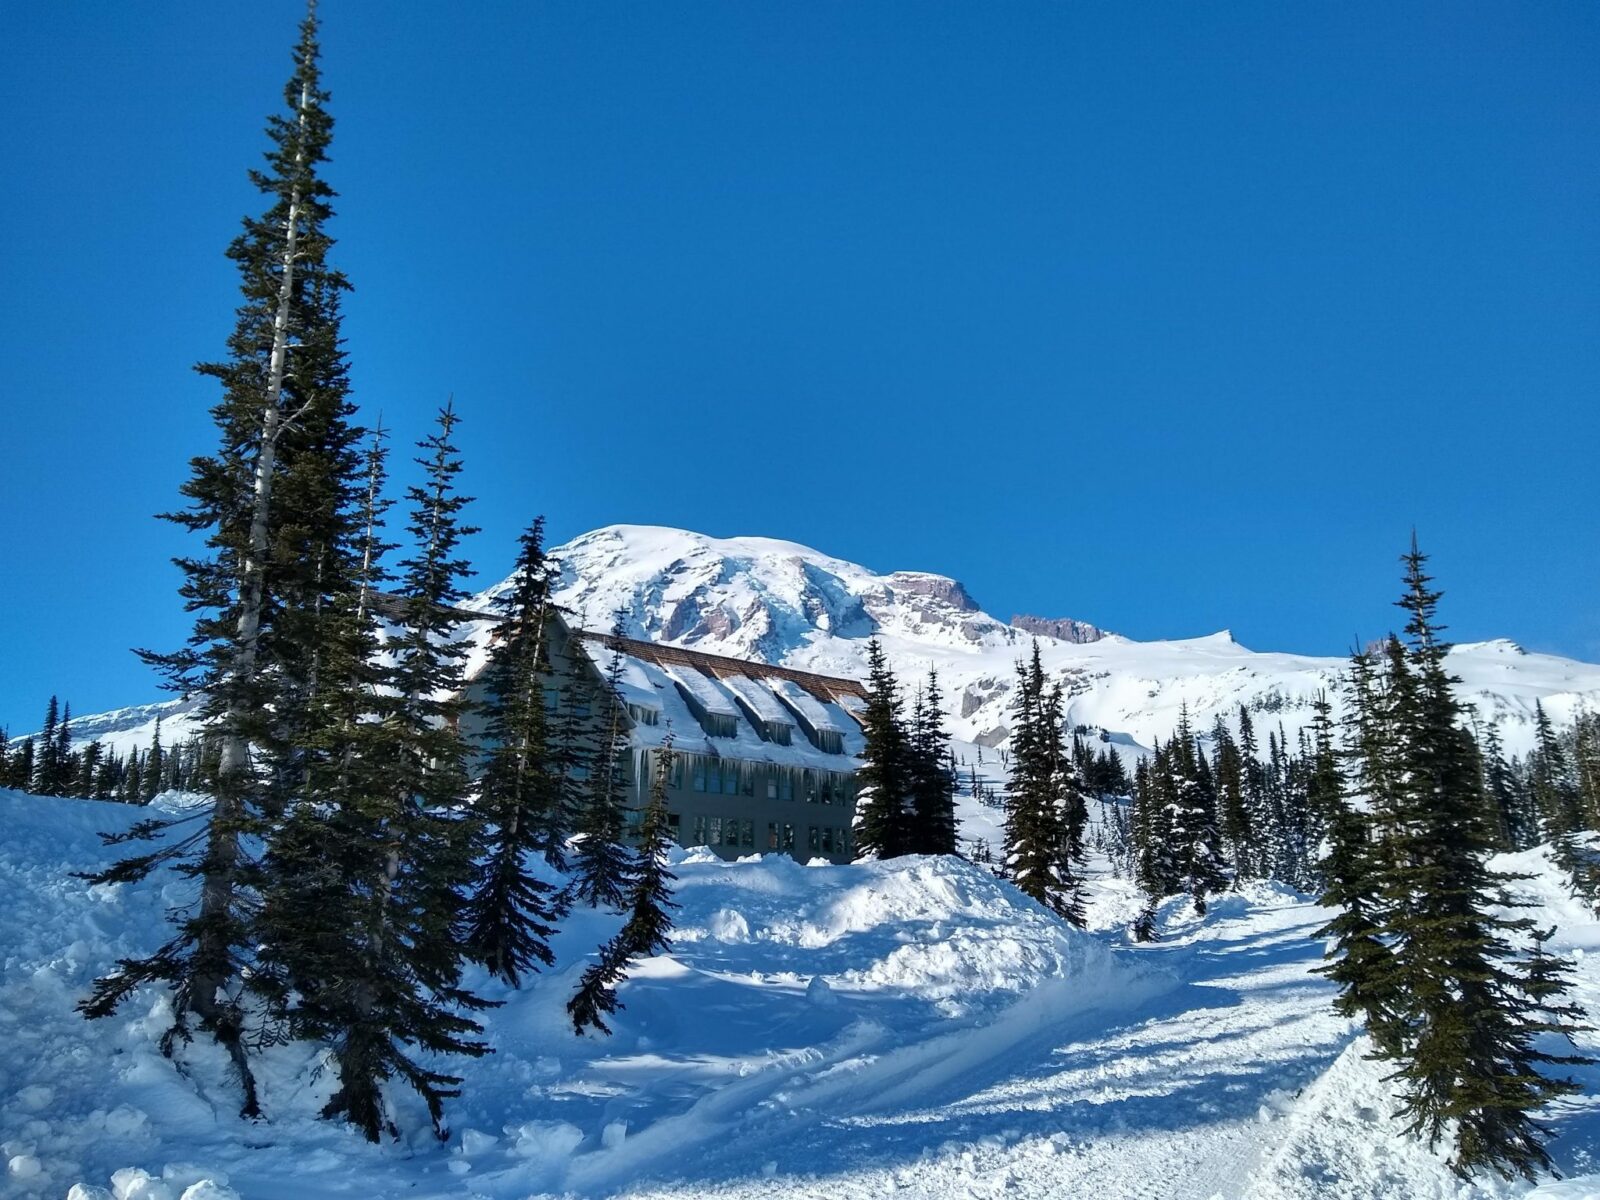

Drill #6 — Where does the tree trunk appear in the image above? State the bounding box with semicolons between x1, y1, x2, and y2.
191;77;311;1039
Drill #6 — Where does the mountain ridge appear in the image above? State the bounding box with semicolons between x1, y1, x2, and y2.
22;523;1600;762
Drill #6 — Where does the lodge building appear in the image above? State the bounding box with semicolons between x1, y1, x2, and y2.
462;612;867;865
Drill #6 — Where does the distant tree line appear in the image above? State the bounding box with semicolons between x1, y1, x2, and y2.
0;701;211;803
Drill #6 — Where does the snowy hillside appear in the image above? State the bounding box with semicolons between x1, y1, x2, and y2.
39;524;1600;760
3;788;1597;1199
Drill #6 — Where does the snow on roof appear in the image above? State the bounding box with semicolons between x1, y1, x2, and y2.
580;640;664;716
767;679;846;735
574;640;860;769
562;622;865;767
717;673;796;728
660;664;742;720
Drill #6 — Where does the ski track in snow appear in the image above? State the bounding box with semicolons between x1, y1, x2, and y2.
3;790;1600;1200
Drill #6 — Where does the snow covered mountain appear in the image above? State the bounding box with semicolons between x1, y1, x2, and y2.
40;524;1600;761
520;525;1600;758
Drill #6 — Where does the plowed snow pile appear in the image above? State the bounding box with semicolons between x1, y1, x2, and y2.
2;788;1597;1199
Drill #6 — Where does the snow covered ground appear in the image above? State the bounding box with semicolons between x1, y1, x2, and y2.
3;787;1599;1199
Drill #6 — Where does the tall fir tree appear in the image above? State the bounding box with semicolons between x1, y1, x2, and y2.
79;8;356;1119
1314;651;1402;1053
250;417;396;1067
568;616;637;910
906;668;959;856
463;517;563;985
1211;715;1255;883
852;639;913;859
1341;540;1589;1179
307;402;489;1142
141;718;165;805
1161;707;1227;914
569;740;681;1035
1002;643;1085;923
34;696;61;795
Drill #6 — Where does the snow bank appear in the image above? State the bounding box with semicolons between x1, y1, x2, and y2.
0;789;1144;1199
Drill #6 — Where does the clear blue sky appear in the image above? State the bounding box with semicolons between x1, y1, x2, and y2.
3;1;1598;734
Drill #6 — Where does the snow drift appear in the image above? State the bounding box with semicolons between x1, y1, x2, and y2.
0;789;1146;1199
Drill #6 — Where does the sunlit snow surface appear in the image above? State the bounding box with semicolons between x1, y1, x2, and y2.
3;788;1599;1199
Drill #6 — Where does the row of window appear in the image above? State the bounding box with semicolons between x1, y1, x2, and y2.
672;759;854;805
687;816;853;857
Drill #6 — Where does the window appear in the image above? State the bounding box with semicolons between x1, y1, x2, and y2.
767;822;780;850
804;771;818;804
667;813;682;841
741;819;755;848
709;816;724;845
706;761;722;794
691;816;708;846
821;827;834;854
723;765;740;796
692;761;707;792
723;818;741;848
766;774;778;800
670;757;685;788
808;826;821;855
778;772;794;802
782;822;795;851
741;770;755;797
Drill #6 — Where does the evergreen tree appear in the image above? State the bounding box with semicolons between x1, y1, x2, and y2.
1314;650;1401;1053
1301;692;1343;882
1162;707;1226;914
906;669;959;856
304;402;490;1142
1211;715;1254;882
93;748;122;802
568;616;636;910
51;703;76;795
1129;754;1174;939
1002;643;1085;923
76;741;104;800
1525;701;1600;911
462;516;563;985
250;417;396;1065
141;718;166;805
1478;722;1532;851
569;740;680;1035
14;737;35;794
1346;540;1589;1179
852;639;913;859
1529;700;1583;840
33;696;61;795
79;9;358;1119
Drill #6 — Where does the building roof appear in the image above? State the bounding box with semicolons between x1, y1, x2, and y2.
570;630;866;768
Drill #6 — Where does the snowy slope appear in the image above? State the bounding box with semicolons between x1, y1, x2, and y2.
34;523;1600;760
4;788;1598;1199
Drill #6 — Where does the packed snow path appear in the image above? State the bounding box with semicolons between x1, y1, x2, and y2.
2;791;1597;1200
